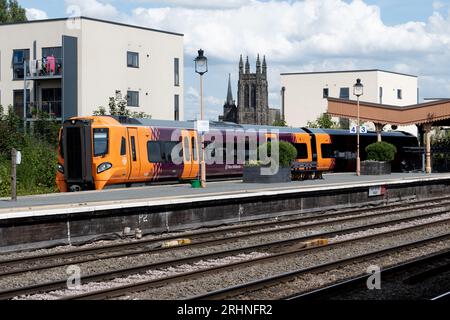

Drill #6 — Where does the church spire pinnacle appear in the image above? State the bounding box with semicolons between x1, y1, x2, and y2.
239;55;243;74
226;73;234;105
256;54;261;73
262;55;267;76
245;56;250;74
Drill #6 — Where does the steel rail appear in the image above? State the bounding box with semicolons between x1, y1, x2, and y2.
284;249;450;300
2;194;447;268
60;219;450;300
2;201;450;278
189;233;450;300
5;211;448;299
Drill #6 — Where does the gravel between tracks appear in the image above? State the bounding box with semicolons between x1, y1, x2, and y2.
0;199;436;263
116;223;450;300
1;209;450;292
11;220;450;300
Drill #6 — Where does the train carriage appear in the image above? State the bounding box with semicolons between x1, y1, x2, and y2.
56;116;419;192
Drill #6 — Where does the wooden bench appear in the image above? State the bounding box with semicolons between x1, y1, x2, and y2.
291;161;324;181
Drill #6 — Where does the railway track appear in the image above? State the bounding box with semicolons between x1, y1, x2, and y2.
3;214;447;300
2;195;450;278
285;249;450;300
189;234;450;300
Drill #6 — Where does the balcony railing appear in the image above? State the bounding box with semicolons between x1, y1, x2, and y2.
23;58;63;79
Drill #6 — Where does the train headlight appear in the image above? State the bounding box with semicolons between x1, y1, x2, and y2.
97;162;112;174
57;163;64;174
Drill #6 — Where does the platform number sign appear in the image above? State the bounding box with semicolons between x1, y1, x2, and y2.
350;126;367;134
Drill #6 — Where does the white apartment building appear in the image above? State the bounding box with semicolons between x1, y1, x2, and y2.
280;70;418;134
0;17;184;121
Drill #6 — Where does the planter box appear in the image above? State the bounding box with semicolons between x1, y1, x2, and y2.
361;160;391;175
243;166;291;183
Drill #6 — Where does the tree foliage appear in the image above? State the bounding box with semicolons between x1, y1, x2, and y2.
93;90;152;119
307;113;341;129
0;0;27;23
366;141;397;162
0;105;58;197
272;119;287;127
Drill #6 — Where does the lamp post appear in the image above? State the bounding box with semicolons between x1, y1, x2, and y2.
353;78;364;176
195;49;208;188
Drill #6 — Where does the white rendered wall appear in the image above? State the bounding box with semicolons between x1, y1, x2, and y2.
281;70;418;135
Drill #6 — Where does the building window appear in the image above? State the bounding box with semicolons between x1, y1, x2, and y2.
127;91;139;107
339;87;350;99
174;94;179;121
174;58;180;86
379;87;383;104
42;47;62;59
41;88;62;118
127;51;139;68
13;89;30;119
13;49;30;79
397;89;402;99
323;88;329;98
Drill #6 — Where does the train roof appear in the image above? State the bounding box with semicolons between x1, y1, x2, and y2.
110;117;415;138
115;117;308;133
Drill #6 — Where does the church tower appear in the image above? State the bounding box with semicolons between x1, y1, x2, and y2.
236;54;269;125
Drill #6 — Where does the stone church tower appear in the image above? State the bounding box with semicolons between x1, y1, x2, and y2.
220;55;270;125
237;54;269;125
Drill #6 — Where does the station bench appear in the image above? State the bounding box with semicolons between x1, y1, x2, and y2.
291;161;324;181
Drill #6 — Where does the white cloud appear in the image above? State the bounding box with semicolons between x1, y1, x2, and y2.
65;0;119;19
26;8;48;20
131;0;255;9
433;1;446;11
61;0;450;118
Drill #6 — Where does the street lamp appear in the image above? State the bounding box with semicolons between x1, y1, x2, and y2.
195;49;208;188
353;78;364;176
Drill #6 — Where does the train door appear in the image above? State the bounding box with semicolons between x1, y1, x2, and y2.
127;128;140;180
180;130;200;180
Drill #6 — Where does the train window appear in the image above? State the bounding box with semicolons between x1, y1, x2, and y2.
120;137;126;156
131;136;137;161
321;144;333;158
163;141;178;162
192;137;198;161
93;128;109;157
184;137;191;161
147;141;163;163
293;143;308;159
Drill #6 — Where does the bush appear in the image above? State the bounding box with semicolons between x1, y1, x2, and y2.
366;141;397;162
258;141;297;167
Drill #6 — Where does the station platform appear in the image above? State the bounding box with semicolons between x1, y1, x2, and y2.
1;172;450;252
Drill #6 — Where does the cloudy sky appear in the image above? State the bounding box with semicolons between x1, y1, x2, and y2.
18;0;450;120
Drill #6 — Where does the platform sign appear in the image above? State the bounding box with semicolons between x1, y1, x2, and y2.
16;151;21;165
196;120;209;135
369;185;386;197
350;126;367;134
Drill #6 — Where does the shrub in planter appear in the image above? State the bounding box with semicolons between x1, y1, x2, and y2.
366;141;397;162
362;141;397;175
243;141;297;183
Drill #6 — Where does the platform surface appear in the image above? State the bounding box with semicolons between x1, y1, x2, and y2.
1;172;450;216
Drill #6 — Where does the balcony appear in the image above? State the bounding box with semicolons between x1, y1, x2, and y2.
22;58;63;80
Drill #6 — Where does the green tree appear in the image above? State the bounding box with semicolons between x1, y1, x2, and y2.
0;0;27;23
272;119;287;127
93;90;151;119
307;113;340;129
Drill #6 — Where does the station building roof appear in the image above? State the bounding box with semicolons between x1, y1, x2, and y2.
327;97;450;126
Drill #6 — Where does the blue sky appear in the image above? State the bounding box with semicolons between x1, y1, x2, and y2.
18;0;450;121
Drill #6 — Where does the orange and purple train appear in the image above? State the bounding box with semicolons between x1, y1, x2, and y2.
56;116;419;192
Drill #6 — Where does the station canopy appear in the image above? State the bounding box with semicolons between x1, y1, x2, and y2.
327;97;450;126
